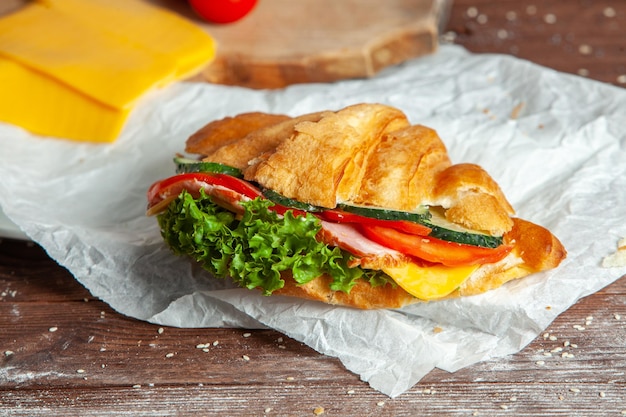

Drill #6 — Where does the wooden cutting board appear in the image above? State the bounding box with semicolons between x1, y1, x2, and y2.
153;0;452;89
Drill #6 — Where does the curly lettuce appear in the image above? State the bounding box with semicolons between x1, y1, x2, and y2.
157;189;392;295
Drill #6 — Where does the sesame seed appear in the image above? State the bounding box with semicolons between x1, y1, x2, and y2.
543;332;550;339
264;407;272;413
564;341;570;347
100;347;106;352
543;352;553;357
500;404;509;410
551;347;563;353
49;327;58;332
603;7;616;18
157;327;164;334
570;388;580;393
243;333;251;338
202;348;209;353
441;31;457;43
347;389;355;395
4;350;14;356
213;341;219;346
578;44;593;55
132;384;141;389
286;376;295;381
573;325;586;331
277;337;283;343
599;391;606;398
536;360;546;365
76;369;85;374
377;401;385;407
549;335;558;341
242;355;250;361
544;14;557;24
165;353;175;358
196;343;207;349
510;397;517;402
586;316;593;321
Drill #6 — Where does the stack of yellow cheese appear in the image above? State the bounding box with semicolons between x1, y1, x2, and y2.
0;0;216;142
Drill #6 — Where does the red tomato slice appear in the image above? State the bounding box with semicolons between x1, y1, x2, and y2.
146;173;309;217
318;209;431;236
147;172;262;208
189;0;258;24
359;224;513;267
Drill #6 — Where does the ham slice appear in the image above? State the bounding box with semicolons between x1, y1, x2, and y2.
317;220;411;269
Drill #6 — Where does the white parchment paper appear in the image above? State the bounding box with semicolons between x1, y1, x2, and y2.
1;45;625;397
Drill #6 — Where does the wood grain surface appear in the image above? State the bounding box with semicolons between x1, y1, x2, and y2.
1;0;626;416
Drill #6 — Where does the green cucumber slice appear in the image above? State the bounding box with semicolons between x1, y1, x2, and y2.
174;156;243;177
339;203;503;248
423;207;503;248
336;203;431;223
262;189;324;212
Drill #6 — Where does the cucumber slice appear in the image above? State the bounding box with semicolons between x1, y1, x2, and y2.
262;189;324;212
339;203;503;248
423;207;503;248
174;156;243;177
337;203;431;223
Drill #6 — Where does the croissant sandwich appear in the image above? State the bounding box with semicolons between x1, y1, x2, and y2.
146;103;566;309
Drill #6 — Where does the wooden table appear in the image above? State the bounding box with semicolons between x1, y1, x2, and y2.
1;1;625;415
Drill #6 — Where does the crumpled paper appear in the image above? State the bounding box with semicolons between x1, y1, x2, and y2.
0;45;625;398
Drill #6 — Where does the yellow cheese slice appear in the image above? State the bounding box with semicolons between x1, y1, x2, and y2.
383;262;479;300
0;57;128;143
0;3;179;110
44;0;216;80
0;0;215;142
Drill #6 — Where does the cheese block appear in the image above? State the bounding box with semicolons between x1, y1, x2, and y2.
0;0;215;142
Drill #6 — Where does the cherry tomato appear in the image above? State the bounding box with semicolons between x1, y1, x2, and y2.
359;224;513;267
189;0;258;24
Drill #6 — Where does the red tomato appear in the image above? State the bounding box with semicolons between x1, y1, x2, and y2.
147;172;262;208
359;224;513;267
146;173;309;217
189;0;258;24
318;209;431;236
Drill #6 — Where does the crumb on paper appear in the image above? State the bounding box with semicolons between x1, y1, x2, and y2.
602;238;626;268
433;326;444;334
510;102;525;119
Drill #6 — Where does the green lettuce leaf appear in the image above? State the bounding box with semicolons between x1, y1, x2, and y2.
157;189;392;295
